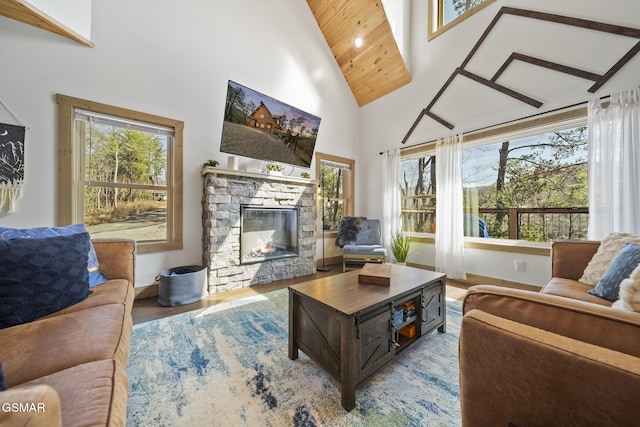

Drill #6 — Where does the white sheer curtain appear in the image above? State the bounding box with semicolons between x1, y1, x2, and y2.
382;149;401;253
587;87;640;239
435;135;466;279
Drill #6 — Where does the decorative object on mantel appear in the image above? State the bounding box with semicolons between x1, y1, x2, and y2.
265;162;284;176
202;159;219;168
227;156;238;170
0;99;27;213
200;166;319;186
402;6;640;141
300;171;311;179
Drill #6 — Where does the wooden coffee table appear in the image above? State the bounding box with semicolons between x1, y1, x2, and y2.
288;264;446;411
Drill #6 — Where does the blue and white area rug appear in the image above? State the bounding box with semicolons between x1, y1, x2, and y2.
126;289;462;426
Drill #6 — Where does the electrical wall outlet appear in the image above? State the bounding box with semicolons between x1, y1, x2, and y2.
515;259;525;271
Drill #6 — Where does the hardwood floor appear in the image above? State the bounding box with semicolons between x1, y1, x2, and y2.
131;263;503;324
132;262;343;324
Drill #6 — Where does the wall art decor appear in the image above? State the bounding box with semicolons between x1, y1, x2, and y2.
0;122;25;212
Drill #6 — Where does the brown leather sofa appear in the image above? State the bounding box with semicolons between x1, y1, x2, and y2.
0;239;135;427
459;240;640;426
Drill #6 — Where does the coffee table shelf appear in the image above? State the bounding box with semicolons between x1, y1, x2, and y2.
394;315;417;330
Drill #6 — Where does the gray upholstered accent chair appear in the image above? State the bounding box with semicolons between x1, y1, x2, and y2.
337;217;387;271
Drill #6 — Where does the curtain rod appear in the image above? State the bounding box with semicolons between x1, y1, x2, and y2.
379;96;610;155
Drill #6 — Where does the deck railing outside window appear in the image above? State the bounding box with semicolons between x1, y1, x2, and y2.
401;199;588;242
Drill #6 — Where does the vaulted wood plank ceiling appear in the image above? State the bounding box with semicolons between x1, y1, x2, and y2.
306;0;411;106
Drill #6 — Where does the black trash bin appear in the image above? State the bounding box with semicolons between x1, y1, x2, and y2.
157;265;208;307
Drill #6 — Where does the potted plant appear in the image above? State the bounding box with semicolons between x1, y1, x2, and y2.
300;172;311;179
202;159;219;168
265;163;284;175
391;230;411;265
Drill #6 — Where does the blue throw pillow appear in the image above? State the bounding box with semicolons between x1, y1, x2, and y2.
0;224;108;287
0;363;6;391
589;242;640;302
0;233;91;329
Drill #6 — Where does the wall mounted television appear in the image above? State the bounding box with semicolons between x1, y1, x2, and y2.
219;80;321;169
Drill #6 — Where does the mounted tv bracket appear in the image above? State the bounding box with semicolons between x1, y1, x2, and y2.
402;6;640;143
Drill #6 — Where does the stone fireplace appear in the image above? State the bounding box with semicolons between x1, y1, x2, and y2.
201;167;317;293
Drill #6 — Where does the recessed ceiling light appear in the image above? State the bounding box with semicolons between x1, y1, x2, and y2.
353;37;363;48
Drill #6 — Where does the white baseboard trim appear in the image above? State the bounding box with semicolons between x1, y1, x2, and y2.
134;283;159;300
406;262;540;291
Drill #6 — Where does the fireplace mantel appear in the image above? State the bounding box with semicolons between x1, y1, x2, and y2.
201;166;318;186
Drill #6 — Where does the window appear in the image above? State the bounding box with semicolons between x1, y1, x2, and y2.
400;110;589;243
428;0;496;40
400;155;436;234
56;94;183;253
463;123;588;242
316;153;354;231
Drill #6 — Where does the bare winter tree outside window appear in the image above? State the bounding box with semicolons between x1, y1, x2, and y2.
316;153;354;231
80;115;170;242
400;155;436;234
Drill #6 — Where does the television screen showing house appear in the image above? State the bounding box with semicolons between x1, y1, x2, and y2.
219;80;321;168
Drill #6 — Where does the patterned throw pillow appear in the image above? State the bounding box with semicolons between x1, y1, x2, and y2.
580;233;640;285
589;243;640;302
0;233;91;329
0;224;108;287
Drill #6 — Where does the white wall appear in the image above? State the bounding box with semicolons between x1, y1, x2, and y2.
381;0;412;71
29;0;92;40
406;242;550;287
359;0;640;286
0;0;360;286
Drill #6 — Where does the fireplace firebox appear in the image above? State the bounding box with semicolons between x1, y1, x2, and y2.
240;205;299;264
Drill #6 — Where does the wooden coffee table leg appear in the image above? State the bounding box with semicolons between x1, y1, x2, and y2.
288;289;298;360
340;315;356;411
438;281;447;333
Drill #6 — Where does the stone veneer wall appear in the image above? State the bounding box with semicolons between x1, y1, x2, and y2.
202;170;317;293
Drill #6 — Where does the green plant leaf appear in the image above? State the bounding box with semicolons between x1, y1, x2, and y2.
391;230;411;262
